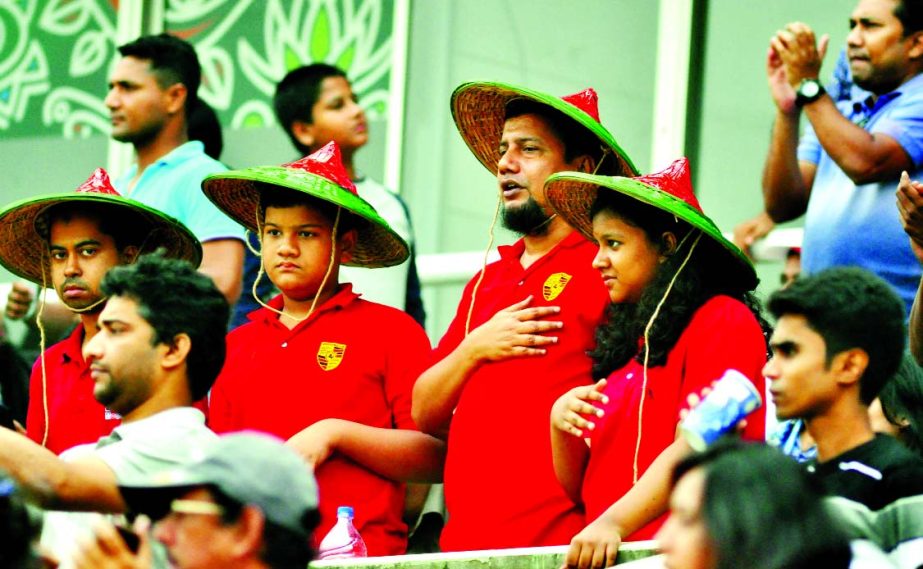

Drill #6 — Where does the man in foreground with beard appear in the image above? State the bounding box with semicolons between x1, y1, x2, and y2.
412;82;637;551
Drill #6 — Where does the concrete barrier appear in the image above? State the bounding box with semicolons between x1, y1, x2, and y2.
311;541;660;568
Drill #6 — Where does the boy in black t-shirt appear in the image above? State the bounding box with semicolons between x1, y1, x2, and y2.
765;267;923;507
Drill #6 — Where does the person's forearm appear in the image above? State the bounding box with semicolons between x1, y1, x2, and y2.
804;96;912;185
330;420;447;482
0;428;122;511
762;110;809;222
551;427;589;504
590;437;692;538
199;239;244;304
411;343;483;438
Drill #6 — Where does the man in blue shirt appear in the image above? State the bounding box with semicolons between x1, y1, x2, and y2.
105;34;244;304
762;0;923;315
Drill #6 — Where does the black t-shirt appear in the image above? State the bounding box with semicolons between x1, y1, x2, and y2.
808;434;923;511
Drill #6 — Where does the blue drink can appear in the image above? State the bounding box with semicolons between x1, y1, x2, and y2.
680;369;762;451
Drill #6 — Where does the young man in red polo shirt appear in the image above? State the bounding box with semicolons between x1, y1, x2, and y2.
0;169;201;455
411;82;637;550
203;142;445;557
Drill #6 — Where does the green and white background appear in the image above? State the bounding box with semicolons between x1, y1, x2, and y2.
0;0;850;340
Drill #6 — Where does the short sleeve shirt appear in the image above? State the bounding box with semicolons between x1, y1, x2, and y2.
25;324;122;455
208;285;432;556
583;296;768;540
437;232;610;551
809;434;923;511
113;141;243;244
40;407;216;565
797;74;923;314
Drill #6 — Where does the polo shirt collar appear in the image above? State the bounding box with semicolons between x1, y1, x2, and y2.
98;406;205;448
58;323;86;366
860;73;923;112
250;284;361;328
122;141;206;179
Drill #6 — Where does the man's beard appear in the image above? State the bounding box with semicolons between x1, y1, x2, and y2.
502;195;553;236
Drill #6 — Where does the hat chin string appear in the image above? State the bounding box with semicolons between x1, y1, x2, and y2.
591;148;611;175
67;296;108;314
465;194;502;336
527;213;557;235
632;229;702;485
38;250;50;447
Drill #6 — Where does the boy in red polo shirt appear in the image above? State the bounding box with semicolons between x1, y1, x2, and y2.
203;142;444;557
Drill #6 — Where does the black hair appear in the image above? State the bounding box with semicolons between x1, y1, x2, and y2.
273;63;348;155
878;352;923;455
504;99;623;175
0;473;42;569
208;486;320;568
895;0;923;36
671;440;852;569
118;33;201;112
40;202;154;253
100;253;228;400
768;267;906;405
188;100;224;161
258;185;361;235
589;190;770;376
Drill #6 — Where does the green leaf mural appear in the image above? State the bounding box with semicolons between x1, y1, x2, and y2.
2;0;396;136
310;5;332;62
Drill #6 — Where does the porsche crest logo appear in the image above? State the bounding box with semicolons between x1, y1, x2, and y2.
542;272;572;301
316;342;346;371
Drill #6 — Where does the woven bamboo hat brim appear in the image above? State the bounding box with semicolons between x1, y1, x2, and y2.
201;142;408;268
545;157;758;291
451;81;639;177
0;169;202;286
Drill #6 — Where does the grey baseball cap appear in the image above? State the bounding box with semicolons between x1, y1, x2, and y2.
119;432;318;537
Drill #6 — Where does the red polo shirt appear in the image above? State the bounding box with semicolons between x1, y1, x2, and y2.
26;324;121;455
208;285;431;556
583;295;767;539
437;231;610;551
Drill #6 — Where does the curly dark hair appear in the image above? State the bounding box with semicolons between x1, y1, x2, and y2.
589;191;769;377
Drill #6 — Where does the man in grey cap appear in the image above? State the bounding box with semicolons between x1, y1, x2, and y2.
73;432;320;569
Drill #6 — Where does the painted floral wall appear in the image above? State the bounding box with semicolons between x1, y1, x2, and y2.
0;0;396;138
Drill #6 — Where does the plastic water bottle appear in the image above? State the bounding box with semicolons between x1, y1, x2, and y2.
317;506;368;559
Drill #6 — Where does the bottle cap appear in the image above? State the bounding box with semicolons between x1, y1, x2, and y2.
337;505;354;518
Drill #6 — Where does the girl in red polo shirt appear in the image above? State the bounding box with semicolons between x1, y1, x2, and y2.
545;158;770;569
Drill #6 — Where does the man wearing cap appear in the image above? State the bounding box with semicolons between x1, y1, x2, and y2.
106;33;244;304
73;432;320;569
0;254;227;563
0;169;202;456
411;83;637;550
761;0;923;315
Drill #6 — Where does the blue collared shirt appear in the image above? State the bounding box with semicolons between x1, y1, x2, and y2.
114;141;244;244
798;73;923;315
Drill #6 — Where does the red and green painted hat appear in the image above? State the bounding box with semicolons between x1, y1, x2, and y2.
451;81;638;176
0;168;202;285
201;142;409;268
545;157;758;291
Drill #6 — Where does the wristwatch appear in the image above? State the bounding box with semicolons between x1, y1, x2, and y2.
795;79;825;107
